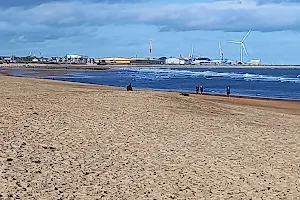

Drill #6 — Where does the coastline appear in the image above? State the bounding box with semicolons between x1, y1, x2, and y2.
1;75;300;199
1;69;300;101
2;63;300;69
1;71;300;106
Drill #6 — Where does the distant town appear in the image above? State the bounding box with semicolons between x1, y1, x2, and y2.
0;30;266;67
0;54;262;66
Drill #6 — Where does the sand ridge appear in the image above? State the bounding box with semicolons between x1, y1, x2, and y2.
1;75;300;199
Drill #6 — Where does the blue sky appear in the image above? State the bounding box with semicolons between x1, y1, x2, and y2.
1;0;300;64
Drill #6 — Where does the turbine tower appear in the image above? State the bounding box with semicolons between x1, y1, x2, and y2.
149;40;152;59
228;30;251;63
39;49;42;58
218;41;224;63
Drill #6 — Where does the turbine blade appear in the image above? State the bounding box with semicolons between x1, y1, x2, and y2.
219;41;222;52
228;41;241;44
242;43;248;56
242;30;251;42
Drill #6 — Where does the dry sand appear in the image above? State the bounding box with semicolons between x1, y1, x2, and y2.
1;75;300;199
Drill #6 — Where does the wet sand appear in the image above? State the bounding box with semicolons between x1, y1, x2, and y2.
1;75;300;199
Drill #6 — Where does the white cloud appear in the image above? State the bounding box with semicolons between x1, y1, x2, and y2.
1;0;300;43
0;0;145;8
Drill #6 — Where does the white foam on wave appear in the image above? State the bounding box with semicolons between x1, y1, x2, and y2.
124;68;300;83
46;74;94;79
70;72;94;79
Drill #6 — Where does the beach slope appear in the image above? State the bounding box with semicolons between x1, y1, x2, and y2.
1;75;300;199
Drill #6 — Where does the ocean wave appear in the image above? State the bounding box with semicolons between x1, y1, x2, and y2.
46;74;94;79
124;68;300;83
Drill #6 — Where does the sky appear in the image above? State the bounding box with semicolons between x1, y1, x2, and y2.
1;0;300;64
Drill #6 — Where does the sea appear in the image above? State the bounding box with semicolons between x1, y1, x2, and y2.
8;67;300;100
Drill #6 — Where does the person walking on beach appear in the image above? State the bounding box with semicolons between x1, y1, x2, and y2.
196;85;200;94
127;83;133;91
200;85;204;95
226;86;230;97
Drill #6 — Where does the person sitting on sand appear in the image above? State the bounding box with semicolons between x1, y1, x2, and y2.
200;85;204;95
226;86;230;97
127;83;133;91
196;85;200;94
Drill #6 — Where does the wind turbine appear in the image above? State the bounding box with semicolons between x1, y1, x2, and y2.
39;49;42;58
218;41;224;63
228;30;251;63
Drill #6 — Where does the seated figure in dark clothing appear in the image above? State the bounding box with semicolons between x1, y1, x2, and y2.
127;83;133;91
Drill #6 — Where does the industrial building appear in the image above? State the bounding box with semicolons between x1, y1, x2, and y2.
0;56;20;63
95;57;132;65
248;59;261;65
192;57;216;65
95;57;164;65
165;58;186;65
66;54;82;59
66;54;88;59
130;58;164;65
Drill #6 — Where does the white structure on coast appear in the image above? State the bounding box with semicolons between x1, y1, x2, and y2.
165;58;186;65
248;59;261;65
66;54;84;59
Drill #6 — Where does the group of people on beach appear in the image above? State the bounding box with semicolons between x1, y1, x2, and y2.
195;85;204;95
127;82;231;96
196;85;231;96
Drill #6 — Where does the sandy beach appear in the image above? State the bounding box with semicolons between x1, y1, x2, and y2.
1;75;300;199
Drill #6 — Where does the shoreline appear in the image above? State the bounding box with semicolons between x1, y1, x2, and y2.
2;63;300;69
1;71;299;103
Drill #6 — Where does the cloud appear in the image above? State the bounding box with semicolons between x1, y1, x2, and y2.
0;0;144;8
256;0;300;4
218;0;300;4
217;0;300;5
1;0;300;43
